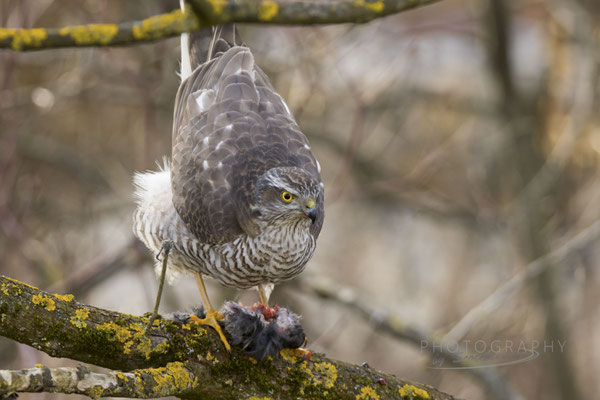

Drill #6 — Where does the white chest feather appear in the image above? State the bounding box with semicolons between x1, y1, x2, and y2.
132;167;316;289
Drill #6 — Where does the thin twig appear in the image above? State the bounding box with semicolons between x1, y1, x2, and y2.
297;274;524;400
444;218;600;343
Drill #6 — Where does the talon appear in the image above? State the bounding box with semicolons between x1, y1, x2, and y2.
294;348;311;361
189;310;231;351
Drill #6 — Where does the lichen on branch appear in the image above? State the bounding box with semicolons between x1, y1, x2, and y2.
0;276;456;399
0;0;442;51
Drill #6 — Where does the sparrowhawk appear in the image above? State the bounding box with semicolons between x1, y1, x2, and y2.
132;4;324;350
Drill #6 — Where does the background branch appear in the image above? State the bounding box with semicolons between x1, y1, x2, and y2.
297;275;524;400
0;0;441;51
0;276;455;399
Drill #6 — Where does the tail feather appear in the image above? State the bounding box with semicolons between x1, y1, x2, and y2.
179;1;242;80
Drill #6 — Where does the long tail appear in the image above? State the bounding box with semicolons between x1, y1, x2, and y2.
179;1;241;81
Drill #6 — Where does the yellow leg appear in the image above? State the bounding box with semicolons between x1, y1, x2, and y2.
189;273;231;351
145;241;171;333
258;285;268;306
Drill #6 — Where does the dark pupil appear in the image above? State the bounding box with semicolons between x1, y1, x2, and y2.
284;193;290;200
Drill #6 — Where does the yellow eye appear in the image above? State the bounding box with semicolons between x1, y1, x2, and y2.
281;191;295;203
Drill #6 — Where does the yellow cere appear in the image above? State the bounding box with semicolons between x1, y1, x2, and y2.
59;24;118;45
258;1;279;21
354;0;385;13
32;294;56;311
356;386;380;400
70;308;90;328
399;384;430;399
53;293;74;302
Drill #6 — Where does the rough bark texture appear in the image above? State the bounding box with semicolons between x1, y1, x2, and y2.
0;276;456;399
0;0;442;51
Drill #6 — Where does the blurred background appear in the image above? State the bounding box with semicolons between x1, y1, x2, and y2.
1;0;600;399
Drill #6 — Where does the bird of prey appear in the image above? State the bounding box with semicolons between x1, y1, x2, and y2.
132;4;324;350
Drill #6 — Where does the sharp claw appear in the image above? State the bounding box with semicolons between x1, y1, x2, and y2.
294;348;311;362
188;311;231;351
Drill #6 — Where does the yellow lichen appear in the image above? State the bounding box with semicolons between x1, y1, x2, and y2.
353;0;385;13
32;294;56;311
70;308;90;328
399;384;430;399
58;24;118;45
34;364;43;368
311;362;338;389
4;277;38;290
0;28;16;41
132;9;198;41
206;352;214;361
88;386;104;399
1;283;23;296
356;386;380;400
258;1;279;21
136;362;193;397
280;348;300;363
129;323;153;358
116;371;128;382
10;28;47;51
53;293;74;302
97;321;132;343
1;283;10;296
207;0;227;14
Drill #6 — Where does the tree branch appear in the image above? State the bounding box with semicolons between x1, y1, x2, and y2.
0;276;456;399
0;0;442;51
297;275;525;400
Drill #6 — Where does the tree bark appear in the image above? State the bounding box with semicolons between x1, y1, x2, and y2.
0;276;455;399
0;0;442;51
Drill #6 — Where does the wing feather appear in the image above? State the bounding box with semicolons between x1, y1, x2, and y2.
171;36;322;244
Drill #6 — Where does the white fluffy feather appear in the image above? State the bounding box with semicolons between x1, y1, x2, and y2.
133;160;184;283
133;158;172;210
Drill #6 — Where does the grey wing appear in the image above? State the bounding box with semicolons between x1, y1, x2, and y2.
171;43;323;244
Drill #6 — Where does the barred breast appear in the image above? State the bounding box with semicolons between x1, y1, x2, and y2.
133;166;316;289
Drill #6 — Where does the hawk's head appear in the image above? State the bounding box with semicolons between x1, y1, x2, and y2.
252;166;322;229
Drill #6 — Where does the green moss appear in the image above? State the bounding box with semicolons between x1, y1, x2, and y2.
77;328;122;359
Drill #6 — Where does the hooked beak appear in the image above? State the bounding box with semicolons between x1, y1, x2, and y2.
304;199;317;224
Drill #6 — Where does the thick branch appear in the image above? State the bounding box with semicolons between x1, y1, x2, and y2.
0;0;441;51
0;276;455;399
0;363;202;399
